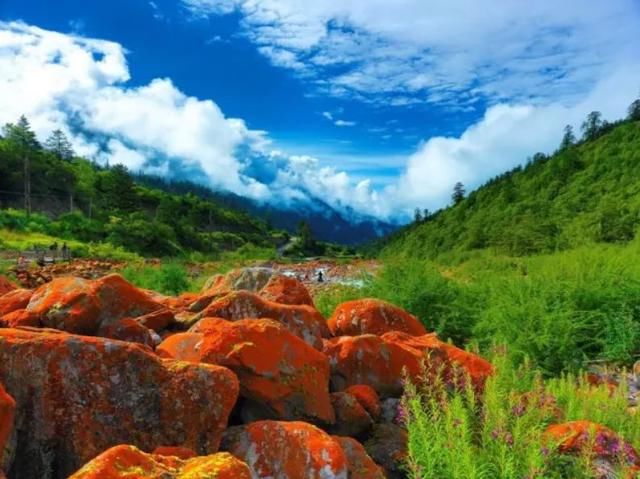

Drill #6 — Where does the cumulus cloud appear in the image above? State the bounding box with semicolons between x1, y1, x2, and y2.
183;0;639;108
0;21;385;218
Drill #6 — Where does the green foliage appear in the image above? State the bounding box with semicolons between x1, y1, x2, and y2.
405;351;640;479
381;120;640;259
120;262;192;295
0;115;285;259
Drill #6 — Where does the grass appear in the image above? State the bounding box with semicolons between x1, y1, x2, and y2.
316;239;640;375
404;351;640;479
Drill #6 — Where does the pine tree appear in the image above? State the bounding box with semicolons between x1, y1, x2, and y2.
414;208;423;223
559;125;576;150
45;129;74;160
452;182;465;205
2;115;40;150
629;98;640;121
581;111;604;141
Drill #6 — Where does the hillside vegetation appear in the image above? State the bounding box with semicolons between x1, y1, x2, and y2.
0;116;287;258
382;115;640;259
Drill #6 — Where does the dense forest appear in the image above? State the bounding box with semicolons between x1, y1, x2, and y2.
380;100;640;259
0;116;286;257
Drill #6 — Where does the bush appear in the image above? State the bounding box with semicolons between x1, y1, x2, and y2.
404;350;640;478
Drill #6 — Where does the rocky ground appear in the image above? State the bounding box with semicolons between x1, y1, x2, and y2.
0;266;638;478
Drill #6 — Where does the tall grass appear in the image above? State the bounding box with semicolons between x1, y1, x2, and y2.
120;262;192;295
316;240;640;374
404;351;640;479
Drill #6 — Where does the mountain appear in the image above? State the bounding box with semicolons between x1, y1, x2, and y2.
134;174;396;245
379;117;640;259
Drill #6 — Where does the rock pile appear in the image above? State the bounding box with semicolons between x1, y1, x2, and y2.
0;267;491;478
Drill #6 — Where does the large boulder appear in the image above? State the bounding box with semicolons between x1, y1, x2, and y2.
198;291;329;348
159;319;334;424
221;421;348;479
69;445;251;479
322;334;427;397
364;424;408;479
259;275;315;307
24;274;166;335
0;289;33;317
344;385;381;421
328;299;427;337
0;383;15;472
0;328;239;479
97;318;157;348
334;436;386;479
383;331;493;391
0;277;16;298
191;268;275;312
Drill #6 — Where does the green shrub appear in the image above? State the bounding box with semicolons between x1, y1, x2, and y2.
120;262;192;295
405;351;640;479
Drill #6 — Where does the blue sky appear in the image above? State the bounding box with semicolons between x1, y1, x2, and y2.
1;0;639;221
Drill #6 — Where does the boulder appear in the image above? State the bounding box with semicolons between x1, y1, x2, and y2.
69;445;251;479
344;385;381;421
221;420;348;479
0;289;33;317
152;446;197;459
328;299;427;337
24;274;165;335
322;334;426;397
545;421;639;465
0;328;239;479
159;319;334;424
334;436;386;479
329;392;374;438
198;291;329;349
97;318;156;348
0;277;16;297
364;424;408;479
382;331;493;391
259;275;314;306
0;309;40;328
191;268;275;312
0;383;15;472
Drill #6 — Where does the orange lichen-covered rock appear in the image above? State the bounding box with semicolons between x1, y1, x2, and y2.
221;421;348;479
191;268;275;312
156;333;204;362
160;319;334;424
97;318;156;348
0;328;239;479
199;291;329;349
364;424;408;479
329;392;374;438
328;298;427;337
345;385;381;420
69;445;252;479
0;308;41;328
334;436;386;479
0;289;33;316
0;277;16;297
152;446;197;459
135;308;175;333
322;334;426;397
259;275;314;306
544;421;640;464
188;317;232;334
0;382;16;470
383;331;493;391
25;274;165;335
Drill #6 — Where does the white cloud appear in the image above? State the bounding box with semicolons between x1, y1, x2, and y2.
0;21;385;219
183;0;639;108
393;64;640;211
334;119;356;127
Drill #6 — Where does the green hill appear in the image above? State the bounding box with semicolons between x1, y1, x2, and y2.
382;117;640;260
0;116;286;258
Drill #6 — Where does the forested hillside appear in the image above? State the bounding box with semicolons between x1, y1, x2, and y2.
382;107;640;259
0;116;286;257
